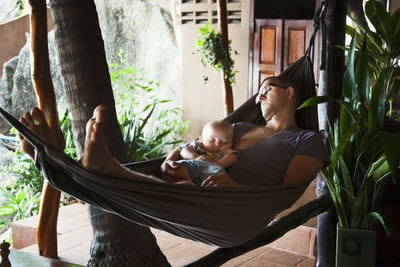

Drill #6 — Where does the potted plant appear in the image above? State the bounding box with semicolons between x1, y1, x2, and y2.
299;1;400;266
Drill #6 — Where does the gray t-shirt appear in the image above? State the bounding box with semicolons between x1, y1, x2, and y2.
227;122;330;186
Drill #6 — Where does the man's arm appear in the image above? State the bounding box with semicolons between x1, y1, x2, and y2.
215;153;238;168
281;155;324;185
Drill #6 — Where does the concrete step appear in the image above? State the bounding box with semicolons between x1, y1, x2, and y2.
11;180;318;266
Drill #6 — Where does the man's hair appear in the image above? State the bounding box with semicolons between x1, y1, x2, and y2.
260;76;299;106
202;120;233;136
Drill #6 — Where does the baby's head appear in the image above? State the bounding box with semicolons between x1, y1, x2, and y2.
200;120;234;153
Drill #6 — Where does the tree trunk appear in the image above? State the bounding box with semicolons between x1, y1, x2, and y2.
49;0;170;265
217;0;233;115
316;0;347;267
29;0;64;259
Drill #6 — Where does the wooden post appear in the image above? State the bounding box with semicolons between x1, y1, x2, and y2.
316;0;347;267
217;0;233;115
28;0;65;259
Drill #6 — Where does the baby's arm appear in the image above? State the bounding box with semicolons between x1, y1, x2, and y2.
180;146;201;160
215;153;238;168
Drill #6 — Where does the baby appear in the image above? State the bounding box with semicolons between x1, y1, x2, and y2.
166;120;239;185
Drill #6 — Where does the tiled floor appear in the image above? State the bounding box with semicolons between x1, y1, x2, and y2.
13;180;318;266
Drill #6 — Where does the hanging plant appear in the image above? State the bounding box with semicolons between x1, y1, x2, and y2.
196;22;238;86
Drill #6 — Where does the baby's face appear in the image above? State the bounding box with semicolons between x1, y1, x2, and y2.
201;127;233;153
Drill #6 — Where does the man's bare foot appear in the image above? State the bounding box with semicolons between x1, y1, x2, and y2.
80;105;122;173
19;108;56;161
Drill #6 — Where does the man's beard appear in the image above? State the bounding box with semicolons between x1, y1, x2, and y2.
261;107;275;122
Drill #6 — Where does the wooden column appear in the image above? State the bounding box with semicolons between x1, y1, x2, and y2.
28;0;65;259
316;0;347;267
217;0;233;115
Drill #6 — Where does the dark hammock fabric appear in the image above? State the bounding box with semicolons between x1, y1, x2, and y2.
0;54;320;247
0;106;309;247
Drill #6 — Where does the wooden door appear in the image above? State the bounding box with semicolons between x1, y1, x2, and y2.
252;19;313;96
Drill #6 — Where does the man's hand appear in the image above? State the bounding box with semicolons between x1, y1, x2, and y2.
201;173;244;187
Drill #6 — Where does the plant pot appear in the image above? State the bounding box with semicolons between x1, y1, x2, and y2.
336;225;376;267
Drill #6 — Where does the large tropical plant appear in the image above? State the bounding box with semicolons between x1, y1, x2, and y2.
299;32;400;233
347;0;400;121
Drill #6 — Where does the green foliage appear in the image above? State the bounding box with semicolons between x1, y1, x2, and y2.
110;50;190;162
196;22;238;86
1;150;44;195
59;108;78;160
0;186;41;233
346;0;400;119
299;32;399;234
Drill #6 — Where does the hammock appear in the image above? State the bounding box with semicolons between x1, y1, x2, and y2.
0;104;311;248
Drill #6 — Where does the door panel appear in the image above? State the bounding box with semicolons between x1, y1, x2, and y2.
253;19;282;95
283;20;313;69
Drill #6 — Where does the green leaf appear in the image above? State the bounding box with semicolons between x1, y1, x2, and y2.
365;0;391;43
378;132;400;182
297;96;331;109
335;99;360;129
350;179;369;229
338;156;354;200
369;211;393;236
330;124;358;170
355;36;370;107
342;33;357;99
349;16;383;53
388;69;400;103
368;71;386;131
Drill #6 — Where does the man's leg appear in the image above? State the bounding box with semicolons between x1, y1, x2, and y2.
20;105;162;183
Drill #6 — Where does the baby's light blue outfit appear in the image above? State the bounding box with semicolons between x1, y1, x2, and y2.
176;160;226;185
178;139;239;185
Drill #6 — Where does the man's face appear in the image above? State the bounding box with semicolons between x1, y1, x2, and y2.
257;83;288;121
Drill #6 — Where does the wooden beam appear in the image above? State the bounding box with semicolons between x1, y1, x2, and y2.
217;0;233;115
28;0;65;259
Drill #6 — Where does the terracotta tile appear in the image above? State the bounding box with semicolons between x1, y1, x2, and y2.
163;243;214;262
57;217;91;234
57;225;93;252
242;246;272;258
256;248;306;266
273;226;313;256
240;258;283;267
156;236;184;251
221;255;252;266
169;258;192;267
10;224;37;249
295;257;316;267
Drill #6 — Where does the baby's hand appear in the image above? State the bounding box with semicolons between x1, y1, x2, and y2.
196;155;213;162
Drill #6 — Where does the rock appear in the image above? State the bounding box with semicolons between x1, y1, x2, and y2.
95;0;181;114
0;32;67;135
0;56;18;133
